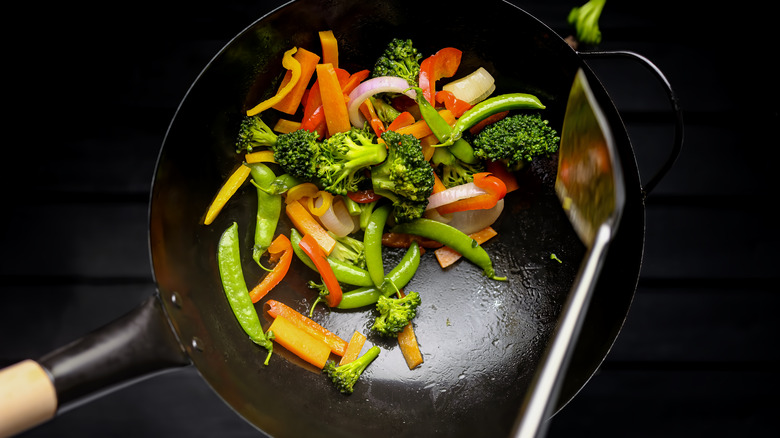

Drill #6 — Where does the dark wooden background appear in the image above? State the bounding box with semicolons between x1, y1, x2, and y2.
3;1;778;436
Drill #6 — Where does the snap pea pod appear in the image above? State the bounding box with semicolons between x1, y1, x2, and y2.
391;218;506;281
414;86;480;164
248;162;282;265
217;222;273;362
445;93;546;145
289;228;373;287
336;241;421;309
364;204;392;288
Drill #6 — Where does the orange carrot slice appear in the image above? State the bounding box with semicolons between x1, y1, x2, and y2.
339;331;367;365
316;63;351;135
396;291;423;370
285;200;336;255
318;30;339;68
268;315;332;369
265;299;348;356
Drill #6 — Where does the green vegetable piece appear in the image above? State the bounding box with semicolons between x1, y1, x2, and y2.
472;113;560;171
217;222;273;363
364;204;392;288
236;115;278;153
248;162;281;264
289;228;373;287
371;291;422;337
371;38;423;86
323;345;381;394
568;0;607;46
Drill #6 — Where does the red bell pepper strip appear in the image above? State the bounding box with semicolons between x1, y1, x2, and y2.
386;111;416;132
298;233;343;307
359;100;386;137
486;160;520;193
436;172;507;215
248;234;293;303
418;47;462;105
435;90;472;118
347;189;382;204
468;110;510;136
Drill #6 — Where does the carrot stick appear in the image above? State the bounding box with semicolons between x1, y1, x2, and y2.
431;168;447;194
248;235;293;303
318;30;339;68
339;331;367;365
434;226;498;268
285;200;336;255
273;47;321;115
316;63;352;135
203;163;251;225
267;315;332;369
265;299;348;356
396;291;423;370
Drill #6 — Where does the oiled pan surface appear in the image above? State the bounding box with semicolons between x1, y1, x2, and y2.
149;0;644;436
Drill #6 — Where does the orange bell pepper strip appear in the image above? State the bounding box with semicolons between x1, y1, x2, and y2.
359;100;386;137
418;47;462;105
247;47;301;116
396;291;423;370
339;331;367;365
386;111;416;132
435;90;472;118
319;30;339;68
272;47;321;115
436;172;508;215
265;299;348;356
267;315;332;369
298;233;343;307
203;163;251;225
316;63;352;135
431;169;447;194
248;234;293;303
486;160;519;193
434;226;498;268
285;200;336;255
395;109;456;139
341;69;370;95
272;118;301;134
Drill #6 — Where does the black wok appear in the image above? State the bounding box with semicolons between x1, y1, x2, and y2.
1;0;681;436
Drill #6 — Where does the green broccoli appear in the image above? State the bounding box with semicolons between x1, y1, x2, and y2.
369;96;402;124
371;38;423;86
272;129;322;181
568;0;607;46
316;127;388;195
328;231;367;269
371;291;422;337
472;113;560;171
370;130;434;223
323;345;381;394
236;115;278;153
431;145;486;189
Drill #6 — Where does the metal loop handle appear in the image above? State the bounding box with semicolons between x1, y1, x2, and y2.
579;50;684;196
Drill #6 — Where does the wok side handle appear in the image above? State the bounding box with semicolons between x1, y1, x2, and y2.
0;294;190;437
579;50;684;196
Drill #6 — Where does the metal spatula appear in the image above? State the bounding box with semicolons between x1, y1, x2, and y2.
511;68;626;438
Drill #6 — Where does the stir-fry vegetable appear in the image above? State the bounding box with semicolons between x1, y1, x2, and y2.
204;29;561;393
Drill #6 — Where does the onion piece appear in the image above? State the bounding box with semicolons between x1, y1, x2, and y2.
425;182;488;211
443;199;504;235
318;198;356;237
347;76;417;127
442;67;495;105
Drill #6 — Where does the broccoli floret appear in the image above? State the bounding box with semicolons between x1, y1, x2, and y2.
568;0;606;46
472;113;560;171
369;96;402;124
328;231;366;269
236;115;278;153
272;129;321;181
370;130;434;223
316;127;388;195
431;146;486;188
371;38;423;86
323;345;381;394
371;291;422;337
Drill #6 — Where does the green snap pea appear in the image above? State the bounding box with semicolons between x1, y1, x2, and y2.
217;222;273;358
413;86;479;164
391;218;506;281
364;204;392;288
289;228;373;287
447;93;546;145
336;286;382;309
248;162;282;265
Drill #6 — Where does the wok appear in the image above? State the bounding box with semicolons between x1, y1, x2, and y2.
0;0;681;436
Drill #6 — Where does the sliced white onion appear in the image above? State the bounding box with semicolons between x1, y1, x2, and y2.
442;67;495;105
317;198;355;237
347;76;417;127
425;182;488;211
443;199;504;235
423;207;452;223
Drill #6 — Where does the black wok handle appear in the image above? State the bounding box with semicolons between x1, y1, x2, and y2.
0;294;190;437
579;50;684;196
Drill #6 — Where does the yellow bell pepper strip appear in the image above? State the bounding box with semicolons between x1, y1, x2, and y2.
273;118;301;134
307;191;334;217
434;226;498;268
339;331;367;365
298;233;343;307
247;47;301;116
267;315;331;369
418;47;462;105
436;172;507;215
285;182;320;205
203;163;252;225
272;47;321;115
265;299;348;356
319;30;339;68
245;150;276;164
316;63;352;135
285;200;336;255
248;234;293;303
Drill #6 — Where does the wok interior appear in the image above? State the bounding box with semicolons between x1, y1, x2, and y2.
149;0;644;436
